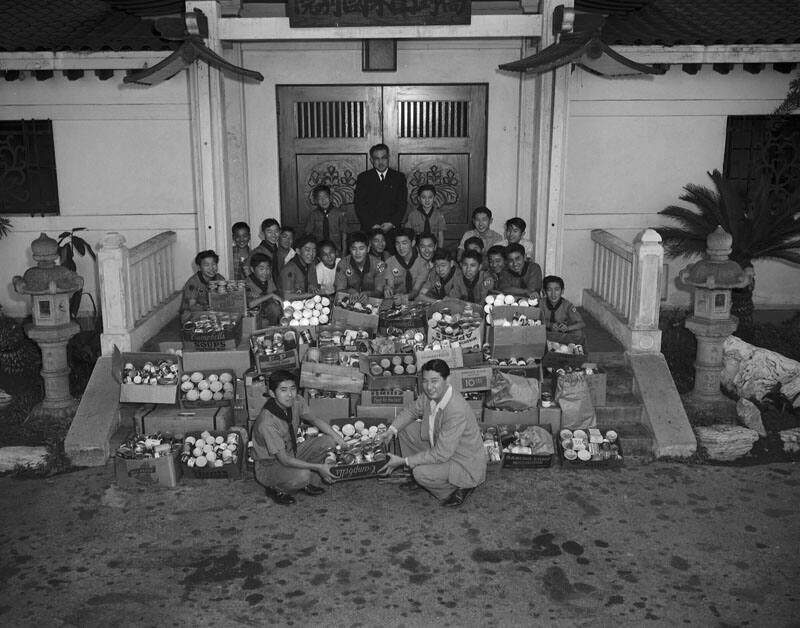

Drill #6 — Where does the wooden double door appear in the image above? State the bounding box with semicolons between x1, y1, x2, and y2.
277;84;487;249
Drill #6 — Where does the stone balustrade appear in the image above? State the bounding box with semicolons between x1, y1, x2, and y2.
583;228;663;353
97;231;180;355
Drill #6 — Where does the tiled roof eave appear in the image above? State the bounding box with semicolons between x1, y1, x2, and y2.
612;43;800;65
0;49;174;72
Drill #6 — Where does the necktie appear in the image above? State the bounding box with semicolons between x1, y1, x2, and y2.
379;172;385;182
266;398;296;455
464;273;480;303
396;250;418;293
419;207;432;235
321;209;330;241
547;298;564;327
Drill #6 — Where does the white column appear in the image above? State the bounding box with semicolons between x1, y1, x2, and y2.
515;0;540;255
628;228;664;353
630;229;664;328
98;232;133;355
532;0;573;275
187;0;231;277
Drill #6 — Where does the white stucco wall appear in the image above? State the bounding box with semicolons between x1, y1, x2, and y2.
0;73;198;318
563;65;799;309
239;39;525;237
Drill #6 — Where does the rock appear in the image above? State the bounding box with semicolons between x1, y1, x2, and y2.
0;446;48;473
694;424;759;461
779;428;800;454
721;336;800;408
736;398;766;437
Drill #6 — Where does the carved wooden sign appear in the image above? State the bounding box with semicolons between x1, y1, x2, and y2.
288;0;471;28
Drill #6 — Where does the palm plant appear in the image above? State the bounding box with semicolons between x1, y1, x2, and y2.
657;169;800;337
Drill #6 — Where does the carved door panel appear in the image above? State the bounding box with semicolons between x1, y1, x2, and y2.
383;84;487;249
277;84;487;249
277;85;382;230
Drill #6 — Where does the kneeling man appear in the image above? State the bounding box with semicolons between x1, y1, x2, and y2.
380;359;487;507
252;370;345;505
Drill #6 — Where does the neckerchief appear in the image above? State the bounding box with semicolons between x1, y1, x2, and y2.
370;248;388;262
265;398;296;455
545;297;564;327
463;273;481;303
433;266;456;299
395;250;419;293
319;208;330;241
417;206;433;235
349;255;371;288
196;271;211;287
292;256;310;293
250;273;271;296
507;261;530;286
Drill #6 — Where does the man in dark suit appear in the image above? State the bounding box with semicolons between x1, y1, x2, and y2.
354;143;408;235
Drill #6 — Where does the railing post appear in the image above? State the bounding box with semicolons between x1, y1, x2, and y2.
98;232;133;355
628;228;663;352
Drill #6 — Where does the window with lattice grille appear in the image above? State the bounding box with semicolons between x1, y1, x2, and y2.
723;115;800;206
0;119;60;215
398;101;469;138
295;101;366;139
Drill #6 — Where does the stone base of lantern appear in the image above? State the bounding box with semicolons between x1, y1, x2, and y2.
28;398;80;423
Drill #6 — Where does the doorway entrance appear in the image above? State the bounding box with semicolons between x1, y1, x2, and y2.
277;84;487;249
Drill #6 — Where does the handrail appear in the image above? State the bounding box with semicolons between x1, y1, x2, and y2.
590;228;663;332
98;231;178;353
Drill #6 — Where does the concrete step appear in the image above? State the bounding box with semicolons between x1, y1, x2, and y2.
64;356;121;467
596;422;654;458
581;307;626;367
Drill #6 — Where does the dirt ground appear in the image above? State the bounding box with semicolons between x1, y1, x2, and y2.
0;459;798;627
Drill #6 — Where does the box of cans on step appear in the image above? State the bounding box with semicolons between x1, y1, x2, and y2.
557;427;623;468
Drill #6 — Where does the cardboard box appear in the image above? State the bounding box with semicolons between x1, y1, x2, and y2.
134;404;232;434
115;452;180;488
300;361;364;393
415;345;465;369
490;304;541;324
208;286;247;315
426;299;484;353
250;326;311;368
360;389;415;407
244;369;269;423
537;404;562;434
558;429;624;469
178;368;236;409
254;349;299;375
365;374;418;394
304;392;353;420
332;293;382;333
449;367;494;394
497;424;554;469
355;405;402;420
358;353;417;378
587;372;607;407
489;324;547;360
112;346;180;405
182;311;243;352
182;428;247;480
483;406;539;426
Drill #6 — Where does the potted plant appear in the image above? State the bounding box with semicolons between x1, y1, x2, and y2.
56;228;97;320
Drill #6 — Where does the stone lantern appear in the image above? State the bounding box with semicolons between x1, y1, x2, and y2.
13;233;84;421
678;226;753;406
